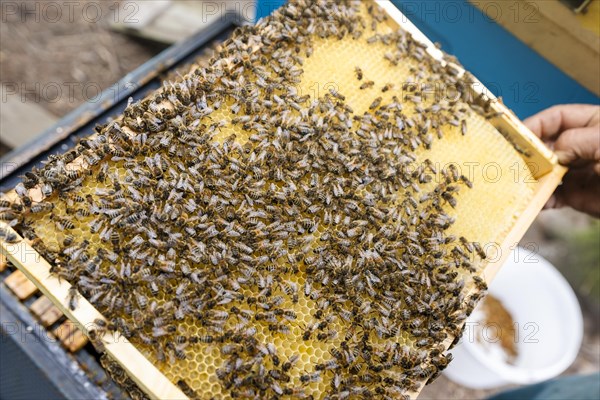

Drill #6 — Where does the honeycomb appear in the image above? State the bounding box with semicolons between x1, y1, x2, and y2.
3;1;537;399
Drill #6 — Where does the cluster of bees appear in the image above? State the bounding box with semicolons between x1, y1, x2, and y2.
0;1;496;399
100;354;148;400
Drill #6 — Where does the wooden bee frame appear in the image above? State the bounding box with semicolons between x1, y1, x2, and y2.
0;1;566;399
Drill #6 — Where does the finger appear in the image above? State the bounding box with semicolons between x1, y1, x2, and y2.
555;188;600;218
523;104;600;141
553;126;600;165
554;169;600;217
542;194;558;210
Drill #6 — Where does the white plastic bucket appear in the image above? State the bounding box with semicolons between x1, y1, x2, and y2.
443;247;583;389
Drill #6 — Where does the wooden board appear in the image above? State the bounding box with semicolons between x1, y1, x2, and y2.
53;320;89;353
0;2;567;399
0;253;7;272
30;296;64;327
4;269;38;300
471;0;600;96
109;0;254;44
0;85;58;148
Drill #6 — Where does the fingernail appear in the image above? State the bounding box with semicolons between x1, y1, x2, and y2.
555;150;571;165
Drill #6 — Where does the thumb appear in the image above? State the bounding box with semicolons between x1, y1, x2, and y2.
553;126;600;165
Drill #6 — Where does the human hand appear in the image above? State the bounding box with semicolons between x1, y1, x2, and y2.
524;104;600;217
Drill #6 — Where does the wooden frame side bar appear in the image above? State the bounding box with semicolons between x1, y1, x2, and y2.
479;165;567;284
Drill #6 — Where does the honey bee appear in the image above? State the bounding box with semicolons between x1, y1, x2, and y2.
369;96;383;109
381;83;394;92
67;286;79;311
0;227;18;243
14;183;32;207
473;242;487;259
329;88;345;101
300;371;321;385
317;329;338;341
268;323;290;335
472;275;488;291
30;202;54;214
271;381;284;396
281;354;299;373
54;216;75;231
176;380;199;399
367;34;379;44
315;360;338;371
355;66;363;80
459;236;474;253
360;80;375;90
88;329;106;353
